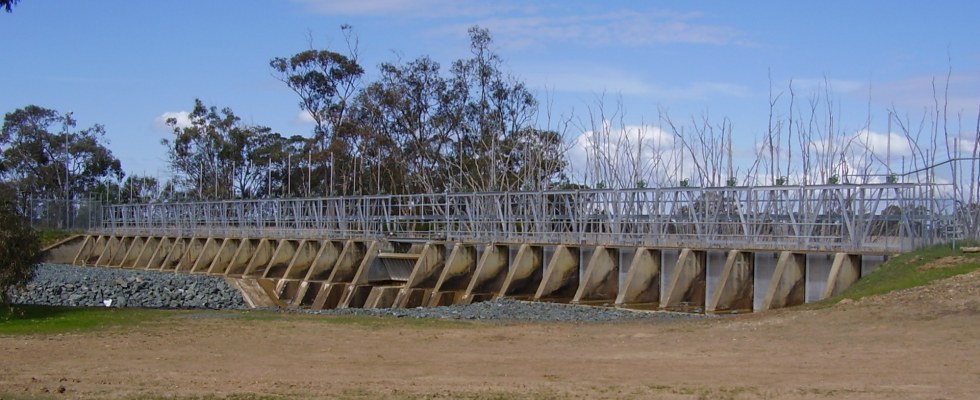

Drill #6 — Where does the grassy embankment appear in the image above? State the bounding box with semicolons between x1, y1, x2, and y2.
822;240;980;304
37;228;81;248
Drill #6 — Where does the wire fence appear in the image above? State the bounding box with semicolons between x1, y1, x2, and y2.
20;197;105;232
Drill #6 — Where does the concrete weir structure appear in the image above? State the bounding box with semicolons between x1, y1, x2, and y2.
42;183;960;313
49;235;885;313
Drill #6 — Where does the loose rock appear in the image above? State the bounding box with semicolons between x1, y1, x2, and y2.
9;264;705;323
7;264;247;310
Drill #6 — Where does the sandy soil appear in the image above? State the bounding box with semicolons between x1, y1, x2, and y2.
2;271;979;399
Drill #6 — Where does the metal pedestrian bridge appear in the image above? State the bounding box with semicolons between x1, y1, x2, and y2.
44;183;976;313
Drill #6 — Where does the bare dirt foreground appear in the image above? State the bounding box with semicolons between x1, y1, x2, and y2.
2;272;980;400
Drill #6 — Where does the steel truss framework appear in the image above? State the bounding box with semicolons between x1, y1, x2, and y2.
100;183;975;254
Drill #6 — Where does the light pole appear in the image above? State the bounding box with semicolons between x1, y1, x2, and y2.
63;111;73;229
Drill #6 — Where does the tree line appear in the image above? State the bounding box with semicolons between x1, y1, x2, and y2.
0;26;568;204
164;26;567;200
3;25;978;205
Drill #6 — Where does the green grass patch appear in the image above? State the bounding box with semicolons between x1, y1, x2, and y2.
0;305;474;336
37;229;82;248
821;241;980;305
0;304;174;335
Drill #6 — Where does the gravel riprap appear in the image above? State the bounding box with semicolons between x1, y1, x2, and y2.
9;264;705;323
303;298;706;323
7;264;247;310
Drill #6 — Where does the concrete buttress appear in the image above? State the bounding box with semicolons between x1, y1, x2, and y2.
242;239;275;277
822;253;861;299
71;235;95;265
144;236;174;270
761;251;806;310
660;248;707;311
190;238;220;274
224;239;258;276
94;236;123;266
615;248;661;307
206;238;238;275
394;243;446;307
133;236;160;269
461;244;509;304
497;244;543;300
338;241;380;308
573;246;619;304
429;244;477;306
282;240;318;280
303;240;342;281
707;250;755;313
177;237;206;272
534;245;580;301
118;236;144;267
160;237;188;271
262;239;298;279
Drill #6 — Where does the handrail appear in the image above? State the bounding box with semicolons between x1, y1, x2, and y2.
93;182;979;254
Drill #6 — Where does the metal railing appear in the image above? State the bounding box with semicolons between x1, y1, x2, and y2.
94;183;980;254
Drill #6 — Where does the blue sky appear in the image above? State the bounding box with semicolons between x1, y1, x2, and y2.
3;0;979;184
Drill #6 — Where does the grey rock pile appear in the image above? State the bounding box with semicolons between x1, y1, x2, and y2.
10;264;703;323
8;264;247;310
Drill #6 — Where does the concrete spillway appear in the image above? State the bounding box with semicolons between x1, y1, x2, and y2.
44;234;886;313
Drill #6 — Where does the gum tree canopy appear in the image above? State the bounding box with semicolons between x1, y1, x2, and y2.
0;105;123;199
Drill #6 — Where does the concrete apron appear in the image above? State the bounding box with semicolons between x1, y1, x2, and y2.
44;234;886;313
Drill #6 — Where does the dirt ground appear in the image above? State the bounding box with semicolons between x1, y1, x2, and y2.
2;271;979;400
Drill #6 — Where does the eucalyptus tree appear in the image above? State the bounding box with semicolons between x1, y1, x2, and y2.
270;26;364;195
162;99;287;199
351;55;456;193
1;0;19;13
1;105;123;199
348;26;567;194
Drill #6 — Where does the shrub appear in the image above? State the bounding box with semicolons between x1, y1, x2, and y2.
0;183;42;307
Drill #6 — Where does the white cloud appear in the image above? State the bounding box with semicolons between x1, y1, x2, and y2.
295;110;316;125
851;129;915;159
301;0;746;48
154;111;191;131
438;9;745;50
954;131;980;155
568;122;684;187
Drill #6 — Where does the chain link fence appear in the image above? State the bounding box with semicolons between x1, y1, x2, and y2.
19;197;104;232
